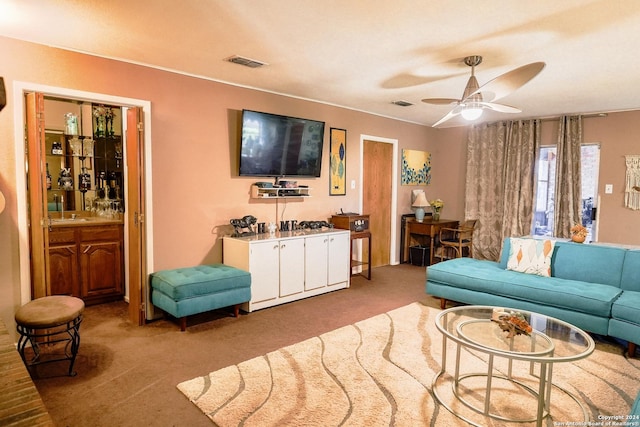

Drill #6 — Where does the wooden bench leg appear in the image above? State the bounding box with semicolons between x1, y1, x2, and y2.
179;317;187;332
440;298;447;310
629;342;637;358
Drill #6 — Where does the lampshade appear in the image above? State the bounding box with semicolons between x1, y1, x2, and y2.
412;192;430;208
461;105;483;121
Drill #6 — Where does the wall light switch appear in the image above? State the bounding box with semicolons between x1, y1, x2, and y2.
350;180;356;189
605;184;613;194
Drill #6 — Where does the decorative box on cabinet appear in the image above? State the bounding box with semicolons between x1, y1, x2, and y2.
330;213;369;232
223;229;350;312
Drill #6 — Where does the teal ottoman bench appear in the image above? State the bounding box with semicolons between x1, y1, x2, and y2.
150;264;251;331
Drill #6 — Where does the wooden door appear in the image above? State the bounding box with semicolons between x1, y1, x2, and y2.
25;92;49;299
126;107;146;325
363;140;392;267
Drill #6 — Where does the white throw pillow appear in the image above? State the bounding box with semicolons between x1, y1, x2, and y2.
506;237;555;277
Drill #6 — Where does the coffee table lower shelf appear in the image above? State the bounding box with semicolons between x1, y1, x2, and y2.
433;306;595;427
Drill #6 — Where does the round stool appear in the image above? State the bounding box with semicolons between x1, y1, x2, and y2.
15;296;84;376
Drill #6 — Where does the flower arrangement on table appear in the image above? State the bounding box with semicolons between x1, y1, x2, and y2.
491;309;532;338
570;223;588;243
430;198;444;220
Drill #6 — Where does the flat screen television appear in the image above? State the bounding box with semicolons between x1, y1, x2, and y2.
239;109;325;178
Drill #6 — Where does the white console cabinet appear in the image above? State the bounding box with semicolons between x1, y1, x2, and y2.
223;229;350;312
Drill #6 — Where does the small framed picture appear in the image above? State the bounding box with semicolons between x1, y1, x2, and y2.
329;128;346;196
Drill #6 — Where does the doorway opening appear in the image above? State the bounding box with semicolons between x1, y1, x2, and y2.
13;81;154;324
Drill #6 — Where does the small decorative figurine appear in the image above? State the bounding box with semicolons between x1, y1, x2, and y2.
230;215;258;236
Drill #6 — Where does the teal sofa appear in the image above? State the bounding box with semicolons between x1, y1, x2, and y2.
632;392;640;416
426;237;640;356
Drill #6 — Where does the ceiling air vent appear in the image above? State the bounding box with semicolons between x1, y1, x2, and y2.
225;55;268;68
392;100;413;107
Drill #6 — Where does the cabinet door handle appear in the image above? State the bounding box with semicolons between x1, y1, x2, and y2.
273;244;279;250
280;244;286;249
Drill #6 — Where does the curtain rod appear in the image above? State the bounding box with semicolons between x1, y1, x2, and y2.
539;112;608;122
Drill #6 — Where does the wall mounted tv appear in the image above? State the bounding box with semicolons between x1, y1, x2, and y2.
239;109;325;178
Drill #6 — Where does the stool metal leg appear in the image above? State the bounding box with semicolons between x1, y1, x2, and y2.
16;315;83;377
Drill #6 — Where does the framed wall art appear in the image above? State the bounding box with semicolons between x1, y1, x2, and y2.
401;149;431;185
329;128;346;195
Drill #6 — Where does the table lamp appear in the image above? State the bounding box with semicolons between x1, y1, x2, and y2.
412;192;430;222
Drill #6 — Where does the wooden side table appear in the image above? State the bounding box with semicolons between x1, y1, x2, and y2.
330;214;371;280
350;230;371;280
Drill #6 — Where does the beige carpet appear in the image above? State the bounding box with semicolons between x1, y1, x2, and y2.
177;302;640;426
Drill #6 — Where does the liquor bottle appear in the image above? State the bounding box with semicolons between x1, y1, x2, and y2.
46;163;52;190
51;138;63;155
79;169;91;192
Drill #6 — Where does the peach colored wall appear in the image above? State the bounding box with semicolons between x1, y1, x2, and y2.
0;36;464;332
4;35;635;335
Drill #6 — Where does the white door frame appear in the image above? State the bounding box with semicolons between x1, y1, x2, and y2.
12;81;155;306
359;134;399;265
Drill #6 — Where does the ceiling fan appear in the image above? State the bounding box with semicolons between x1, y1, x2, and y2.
422;55;545;127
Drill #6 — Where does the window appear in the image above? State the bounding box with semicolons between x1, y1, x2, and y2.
533;144;600;241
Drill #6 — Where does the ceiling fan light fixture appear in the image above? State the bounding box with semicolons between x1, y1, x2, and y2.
461;105;483;121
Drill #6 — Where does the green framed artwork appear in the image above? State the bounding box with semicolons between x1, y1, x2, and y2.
329;128;346;195
401;149;431;185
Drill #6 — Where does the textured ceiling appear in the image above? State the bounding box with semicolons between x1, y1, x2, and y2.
2;0;640;127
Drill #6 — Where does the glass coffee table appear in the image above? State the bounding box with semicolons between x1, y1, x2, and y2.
433;305;595;427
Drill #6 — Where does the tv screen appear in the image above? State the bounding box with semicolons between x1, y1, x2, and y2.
239;110;325;177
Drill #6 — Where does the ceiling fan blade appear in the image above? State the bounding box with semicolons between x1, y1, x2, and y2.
421;97;459;105
478;102;521;113
432;106;462;127
470;62;545;103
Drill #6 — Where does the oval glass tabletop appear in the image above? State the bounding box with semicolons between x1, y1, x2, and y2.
436;305;595;362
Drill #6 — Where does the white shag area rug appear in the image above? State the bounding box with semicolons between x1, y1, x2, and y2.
178;302;640;426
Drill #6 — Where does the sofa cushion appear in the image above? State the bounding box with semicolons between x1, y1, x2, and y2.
500;238;626;287
552;241;626;287
621;250;640;292
611;290;640;325
427;258;622;317
506;237;555;277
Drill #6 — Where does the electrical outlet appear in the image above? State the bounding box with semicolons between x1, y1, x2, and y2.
350;180;356;189
605;184;613;194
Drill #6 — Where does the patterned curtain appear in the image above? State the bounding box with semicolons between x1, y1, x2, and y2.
553;116;583;237
465;120;540;261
